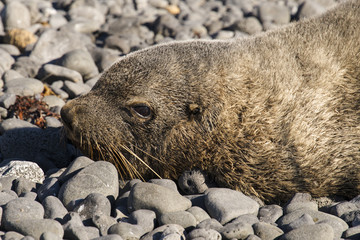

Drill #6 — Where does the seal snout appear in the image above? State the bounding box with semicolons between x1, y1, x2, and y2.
60;101;76;131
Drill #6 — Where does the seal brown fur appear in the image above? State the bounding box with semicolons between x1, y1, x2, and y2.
61;0;360;203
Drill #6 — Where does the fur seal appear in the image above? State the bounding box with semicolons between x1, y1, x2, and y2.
61;0;360;203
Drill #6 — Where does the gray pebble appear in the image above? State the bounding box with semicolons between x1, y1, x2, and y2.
0;93;16;109
128;182;191;216
42;195;68;220
21;236;35;240
45;117;62;128
159;211;197;230
220;221;254;240
13;177;36;196
0;118;38;134
343;225;360;239
42;95;65;109
297;1;327;19
40;231;62;240
58;156;94;183
232;214;260;226
49;13;68;29
142;224;186;240
58;161;119;209
39;64;83;83
2;70;24;82
108;222;146;239
3;231;24;240
58;49;99;80
317;218;349;239
30;28;90;64
2;198;44;228
350;195;360;208
129;209;157;233
68;6;105;26
235;17;262;35
205;188;259;224
105;36;131;54
0;191;17;207
246;234;262;240
0;177;17;192
0;107;7;118
187;228;221;240
330;201;358;217
258;2;290;26
278;209;348;232
11;56;41;78
284;198;318;214
0;49;15;76
4;78;44;96
1;1;31;30
37;178;61;202
197;218;223;232
92;214;118;236
0;159;45;183
21;191;37;200
252;222;283;240
91;235;124;240
283;213;315;231
281;223;334;240
0;44;20;56
63;80;92;98
187;206;210;224
73;193;112;225
149;179;179;192
15;219;64;240
258;204;283;223
352;212;360;226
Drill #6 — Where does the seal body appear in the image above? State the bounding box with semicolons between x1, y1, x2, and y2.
61;0;360;203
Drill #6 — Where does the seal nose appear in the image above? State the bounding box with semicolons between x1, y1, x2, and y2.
60;101;74;130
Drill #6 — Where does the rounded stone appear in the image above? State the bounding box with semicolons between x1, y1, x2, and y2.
277;209;348;232
58;161;119;209
58;156;94;183
2;197;44;230
148;178;179;192
42;196;68;220
63;80;92;98
58;49;99;80
252;222;283;240
2;1;31;30
128;209;157;233
159;211;197;230
186;206;210;224
4;78;44;96
196;218;223;232
204;188;259;224
108;222;145;239
258;204;283;223
281;223;334;240
142;224;186;240
128;182;192;216
39;64;83;83
73;193;112;224
0;159;45;183
219;221;254;240
0;191;17;207
187;228;221;240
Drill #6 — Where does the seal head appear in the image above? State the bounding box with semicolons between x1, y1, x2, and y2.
62;0;360;203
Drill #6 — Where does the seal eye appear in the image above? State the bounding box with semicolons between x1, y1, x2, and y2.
131;104;152;119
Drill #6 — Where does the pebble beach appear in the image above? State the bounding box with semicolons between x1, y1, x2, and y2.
0;0;358;239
